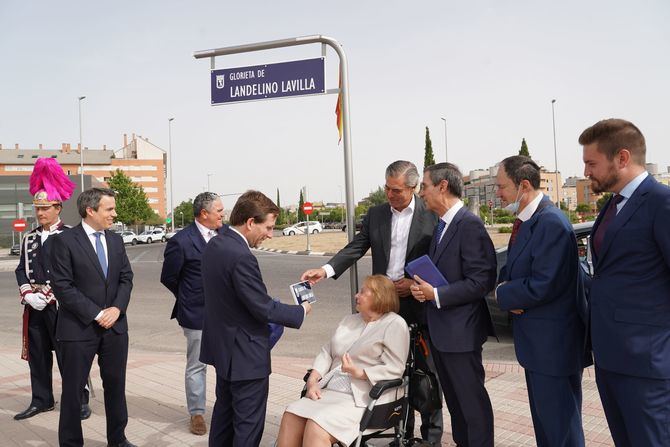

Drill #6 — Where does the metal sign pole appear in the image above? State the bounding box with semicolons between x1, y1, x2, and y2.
194;35;358;311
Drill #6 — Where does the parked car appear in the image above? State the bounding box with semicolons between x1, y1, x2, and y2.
342;215;366;233
136;228;167;244
282;221;323;236
165;228;182;240
120;230;138;246
486;221;594;328
10;244;21;255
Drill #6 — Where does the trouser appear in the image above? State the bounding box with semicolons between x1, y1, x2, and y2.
183;327;207;415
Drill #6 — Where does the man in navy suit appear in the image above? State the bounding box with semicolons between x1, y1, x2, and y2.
160;192;225;436
494;156;590;446
580;119;670;446
50;188;135;447
200;190;310;447
411;163;497;447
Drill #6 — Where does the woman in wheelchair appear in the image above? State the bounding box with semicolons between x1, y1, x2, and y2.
276;275;410;447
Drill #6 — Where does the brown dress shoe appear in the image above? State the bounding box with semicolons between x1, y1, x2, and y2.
190;414;207;435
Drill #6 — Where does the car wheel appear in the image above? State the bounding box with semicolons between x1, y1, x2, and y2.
161;236;166;242
288;230;295;235
312;229;319;234
342;226;346;232
147;238;152;244
132;239;137;246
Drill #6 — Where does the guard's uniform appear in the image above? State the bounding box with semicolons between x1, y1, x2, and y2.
15;221;82;408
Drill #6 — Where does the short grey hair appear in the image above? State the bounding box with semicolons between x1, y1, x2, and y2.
193;192;220;218
424;162;464;198
385;160;420;189
77;188;116;218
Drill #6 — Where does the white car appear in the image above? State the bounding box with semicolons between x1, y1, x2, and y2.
120;230;138;246
136;228;166;244
165;228;182;240
282;221;323;236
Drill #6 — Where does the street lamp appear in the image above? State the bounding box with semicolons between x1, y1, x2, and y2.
179;210;184;227
551;99;560;206
78;96;86;191
440;117;448;162
168;117;175;232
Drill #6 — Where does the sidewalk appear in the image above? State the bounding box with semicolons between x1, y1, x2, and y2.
0;348;614;446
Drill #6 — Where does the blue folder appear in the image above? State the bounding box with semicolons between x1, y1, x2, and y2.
405;255;449;287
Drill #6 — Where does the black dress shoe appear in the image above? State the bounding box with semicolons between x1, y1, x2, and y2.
107;440;137;447
14;405;55;420
80;403;92;420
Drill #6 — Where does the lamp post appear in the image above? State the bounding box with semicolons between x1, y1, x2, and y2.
179;210;184;227
551;99;560;206
78;96;86;191
168;118;175;232
440;116;448;162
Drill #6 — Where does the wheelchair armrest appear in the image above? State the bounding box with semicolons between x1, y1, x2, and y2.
369;378;404;399
302;369;313;382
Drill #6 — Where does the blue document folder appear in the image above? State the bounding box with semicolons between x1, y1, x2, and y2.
405;255;449;287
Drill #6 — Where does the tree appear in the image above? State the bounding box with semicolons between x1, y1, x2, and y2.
366;186;387;206
596;192;613;211
107;169;155;226
423;126;435;170
173;199;195;227
576;204;591;213
298;189;306;221
275;188;284;225
519;138;530;156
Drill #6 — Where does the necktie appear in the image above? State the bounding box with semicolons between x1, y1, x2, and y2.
434;219;446;245
508;218;523;247
593;194;624;256
93;232;108;278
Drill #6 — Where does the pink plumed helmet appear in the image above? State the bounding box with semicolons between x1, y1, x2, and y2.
29;158;76;208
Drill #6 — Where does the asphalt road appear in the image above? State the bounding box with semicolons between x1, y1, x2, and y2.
0;241;514;361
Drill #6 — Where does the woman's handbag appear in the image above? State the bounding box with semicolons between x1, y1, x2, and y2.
408;332;442;413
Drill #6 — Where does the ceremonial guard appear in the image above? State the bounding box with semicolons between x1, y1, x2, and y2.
14;158;90;421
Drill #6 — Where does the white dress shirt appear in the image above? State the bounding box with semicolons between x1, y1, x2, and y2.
433;200;464;308
616;171;648;214
40;219;62;245
82;221;108;321
516;191;544;223
195;219;218;243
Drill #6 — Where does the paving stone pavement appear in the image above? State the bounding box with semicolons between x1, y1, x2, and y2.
0;348;613;446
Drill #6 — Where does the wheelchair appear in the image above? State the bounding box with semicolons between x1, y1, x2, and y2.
297;323;430;447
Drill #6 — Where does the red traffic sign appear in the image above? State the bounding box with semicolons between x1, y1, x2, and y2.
488;200;493;208
303;202;314;215
12;218;27;232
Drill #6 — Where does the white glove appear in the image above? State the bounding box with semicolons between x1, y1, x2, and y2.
24;293;48;311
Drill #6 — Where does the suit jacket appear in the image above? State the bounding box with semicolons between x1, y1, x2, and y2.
328;196;438;323
497;196;590;376
311;312;409;408
160;223;227;329
589;175;670;379
49;224;134;341
200;229;305;381
426;207;496;353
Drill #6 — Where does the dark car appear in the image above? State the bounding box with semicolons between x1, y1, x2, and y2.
10;244;21;256
342;215;365;233
486;221;594;328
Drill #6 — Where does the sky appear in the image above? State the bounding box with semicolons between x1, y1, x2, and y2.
1;1;669;210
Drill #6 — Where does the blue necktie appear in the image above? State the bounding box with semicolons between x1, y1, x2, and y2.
434;219;446;245
94;232;108;278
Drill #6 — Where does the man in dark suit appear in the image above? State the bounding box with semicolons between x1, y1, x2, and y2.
580;119;670;446
301;160;443;443
494;156;590;446
200;190;310;447
160;192;225;436
411;162;497;447
50;188;135;447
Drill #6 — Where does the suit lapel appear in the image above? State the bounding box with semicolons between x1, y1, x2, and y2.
104;229;117;282
431;207;466;262
506;196;552;269
405;196;425;258
378;205;392;268
187;223;207;253
74;225;106;281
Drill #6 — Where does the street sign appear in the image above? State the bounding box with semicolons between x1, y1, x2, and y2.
488;200;493;208
211;57;325;105
12;218;27;232
166;217;172;224
303;202;314;215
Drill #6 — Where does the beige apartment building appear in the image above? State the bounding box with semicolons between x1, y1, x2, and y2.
0;133;167;217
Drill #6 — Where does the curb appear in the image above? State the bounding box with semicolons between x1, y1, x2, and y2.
256;247;342;257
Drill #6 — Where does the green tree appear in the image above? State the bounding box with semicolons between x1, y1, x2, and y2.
366;186;387;206
596;192;613;211
173;199;195;227
576;204;591;213
298;190;306;221
519;138;530;156
107;169;154;226
423;126;435;170
275;188;284;225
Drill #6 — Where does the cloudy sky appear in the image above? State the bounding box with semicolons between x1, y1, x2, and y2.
1;0;668;209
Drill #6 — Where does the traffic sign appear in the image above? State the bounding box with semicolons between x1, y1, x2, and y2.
12;218;27;232
166;217;172;224
488;200;493;208
303;202;314;215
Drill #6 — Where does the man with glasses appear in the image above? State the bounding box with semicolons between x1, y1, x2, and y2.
301;160;442;444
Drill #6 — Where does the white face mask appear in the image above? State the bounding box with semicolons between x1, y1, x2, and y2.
504;186;525;215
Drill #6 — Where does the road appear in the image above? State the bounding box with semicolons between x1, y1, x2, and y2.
0;241;514;361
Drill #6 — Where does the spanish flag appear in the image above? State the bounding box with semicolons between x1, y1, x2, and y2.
335;73;343;144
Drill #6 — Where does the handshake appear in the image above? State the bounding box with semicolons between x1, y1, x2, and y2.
23;292;50;311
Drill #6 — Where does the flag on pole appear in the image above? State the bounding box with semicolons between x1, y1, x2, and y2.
335;72;343;144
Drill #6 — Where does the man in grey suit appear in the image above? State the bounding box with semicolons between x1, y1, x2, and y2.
301;160;442;444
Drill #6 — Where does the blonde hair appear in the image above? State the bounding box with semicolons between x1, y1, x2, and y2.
364;275;400;314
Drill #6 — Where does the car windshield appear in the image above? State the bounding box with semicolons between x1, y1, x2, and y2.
140;231;151;235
